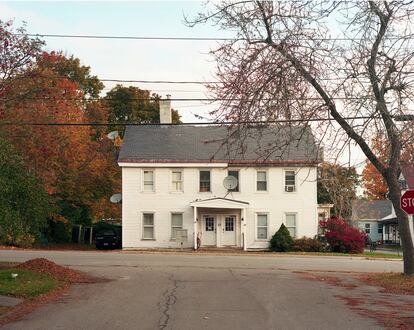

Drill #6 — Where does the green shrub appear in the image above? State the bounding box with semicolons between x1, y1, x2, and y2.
269;224;293;252
291;237;323;252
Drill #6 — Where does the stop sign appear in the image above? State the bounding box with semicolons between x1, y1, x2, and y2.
401;190;414;215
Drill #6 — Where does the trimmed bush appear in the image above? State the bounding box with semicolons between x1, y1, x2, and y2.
291;237;323;252
319;216;366;253
270;224;293;252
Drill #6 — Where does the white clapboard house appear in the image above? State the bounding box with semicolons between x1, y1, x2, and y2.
118;99;320;250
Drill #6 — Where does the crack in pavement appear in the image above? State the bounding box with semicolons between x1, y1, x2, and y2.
159;274;178;330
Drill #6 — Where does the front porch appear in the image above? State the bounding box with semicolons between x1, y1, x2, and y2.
190;197;249;251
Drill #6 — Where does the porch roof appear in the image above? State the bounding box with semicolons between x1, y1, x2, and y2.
190;197;249;209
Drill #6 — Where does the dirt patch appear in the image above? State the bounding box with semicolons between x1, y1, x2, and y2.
0;258;107;327
293;271;357;289
0;262;18;270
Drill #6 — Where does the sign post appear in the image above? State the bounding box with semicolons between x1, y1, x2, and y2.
401;190;414;215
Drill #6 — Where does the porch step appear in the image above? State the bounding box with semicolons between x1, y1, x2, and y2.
197;247;244;253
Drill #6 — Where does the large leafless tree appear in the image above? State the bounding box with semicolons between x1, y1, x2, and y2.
189;1;414;274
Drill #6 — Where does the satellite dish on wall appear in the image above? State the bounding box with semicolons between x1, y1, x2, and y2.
110;193;122;204
223;176;238;190
107;131;119;140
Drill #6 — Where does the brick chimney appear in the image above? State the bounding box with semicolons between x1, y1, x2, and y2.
159;94;172;124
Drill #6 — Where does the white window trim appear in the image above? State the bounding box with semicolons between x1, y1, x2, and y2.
142;169;155;193
285;212;297;238
256;169;268;192
284;169;297;193
255;212;269;241
170;169;184;193
199;169;212;193
142;212;155;240
227;169;241;192
170;212;184;240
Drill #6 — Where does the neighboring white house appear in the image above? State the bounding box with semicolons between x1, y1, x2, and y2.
118;99;320;250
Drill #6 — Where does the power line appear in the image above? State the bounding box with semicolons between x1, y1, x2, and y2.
101;79;216;84
6;96;411;102
20;33;414;42
0;115;386;127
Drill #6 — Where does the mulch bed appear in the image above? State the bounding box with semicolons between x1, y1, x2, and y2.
0;258;106;327
15;258;97;284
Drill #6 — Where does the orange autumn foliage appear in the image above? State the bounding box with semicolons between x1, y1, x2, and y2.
362;133;413;200
1;53;120;222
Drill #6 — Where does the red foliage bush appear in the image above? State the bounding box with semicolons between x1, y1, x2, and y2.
319;216;367;254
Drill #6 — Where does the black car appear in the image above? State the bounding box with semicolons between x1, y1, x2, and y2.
95;229;122;249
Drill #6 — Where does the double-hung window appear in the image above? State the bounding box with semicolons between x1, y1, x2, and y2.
365;223;371;234
285;213;297;237
257;214;268;240
142;213;154;239
257;171;267;191
171;213;183;239
378;223;383;234
227;170;239;192
172;170;183;192
143;170;154;192
199;170;211;192
285;170;296;192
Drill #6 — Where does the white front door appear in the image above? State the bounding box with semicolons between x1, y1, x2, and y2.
222;216;236;246
202;216;216;246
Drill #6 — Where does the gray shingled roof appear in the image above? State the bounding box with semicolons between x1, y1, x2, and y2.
118;125;319;165
351;200;393;221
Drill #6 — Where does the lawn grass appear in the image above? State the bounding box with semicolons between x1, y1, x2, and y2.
0;269;59;298
285;251;402;259
359;272;414;295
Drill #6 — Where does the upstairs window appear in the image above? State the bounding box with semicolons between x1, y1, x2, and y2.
143;170;154;192
227;170;239;192
257;171;267;191
172;170;183;192
285;170;296;192
200;170;211;192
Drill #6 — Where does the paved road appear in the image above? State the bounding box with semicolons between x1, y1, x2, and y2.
0;250;403;330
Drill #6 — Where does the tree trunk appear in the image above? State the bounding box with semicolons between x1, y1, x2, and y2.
386;170;414;276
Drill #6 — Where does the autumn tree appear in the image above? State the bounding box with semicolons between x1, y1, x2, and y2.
363;132;414;200
191;2;414;274
36;51;104;98
0;138;53;246
318;163;359;219
2;52;120;232
105;85;181;136
0;20;43;107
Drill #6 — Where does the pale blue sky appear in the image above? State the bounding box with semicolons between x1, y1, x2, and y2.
1;1;367;169
0;1;230;121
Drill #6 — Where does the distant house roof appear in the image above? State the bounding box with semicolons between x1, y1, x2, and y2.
118;125;320;165
351;200;394;221
401;164;414;189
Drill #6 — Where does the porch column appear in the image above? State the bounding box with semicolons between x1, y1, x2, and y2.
242;208;247;251
193;206;198;250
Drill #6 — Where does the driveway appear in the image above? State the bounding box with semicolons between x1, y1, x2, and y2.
0;250;406;329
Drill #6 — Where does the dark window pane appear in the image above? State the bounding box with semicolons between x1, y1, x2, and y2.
228;170;239;192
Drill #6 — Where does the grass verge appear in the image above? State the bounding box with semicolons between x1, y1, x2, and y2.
359;272;414;295
0;269;58;298
285;251;402;259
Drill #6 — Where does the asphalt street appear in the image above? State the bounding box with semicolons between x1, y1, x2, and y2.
0;250;404;330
